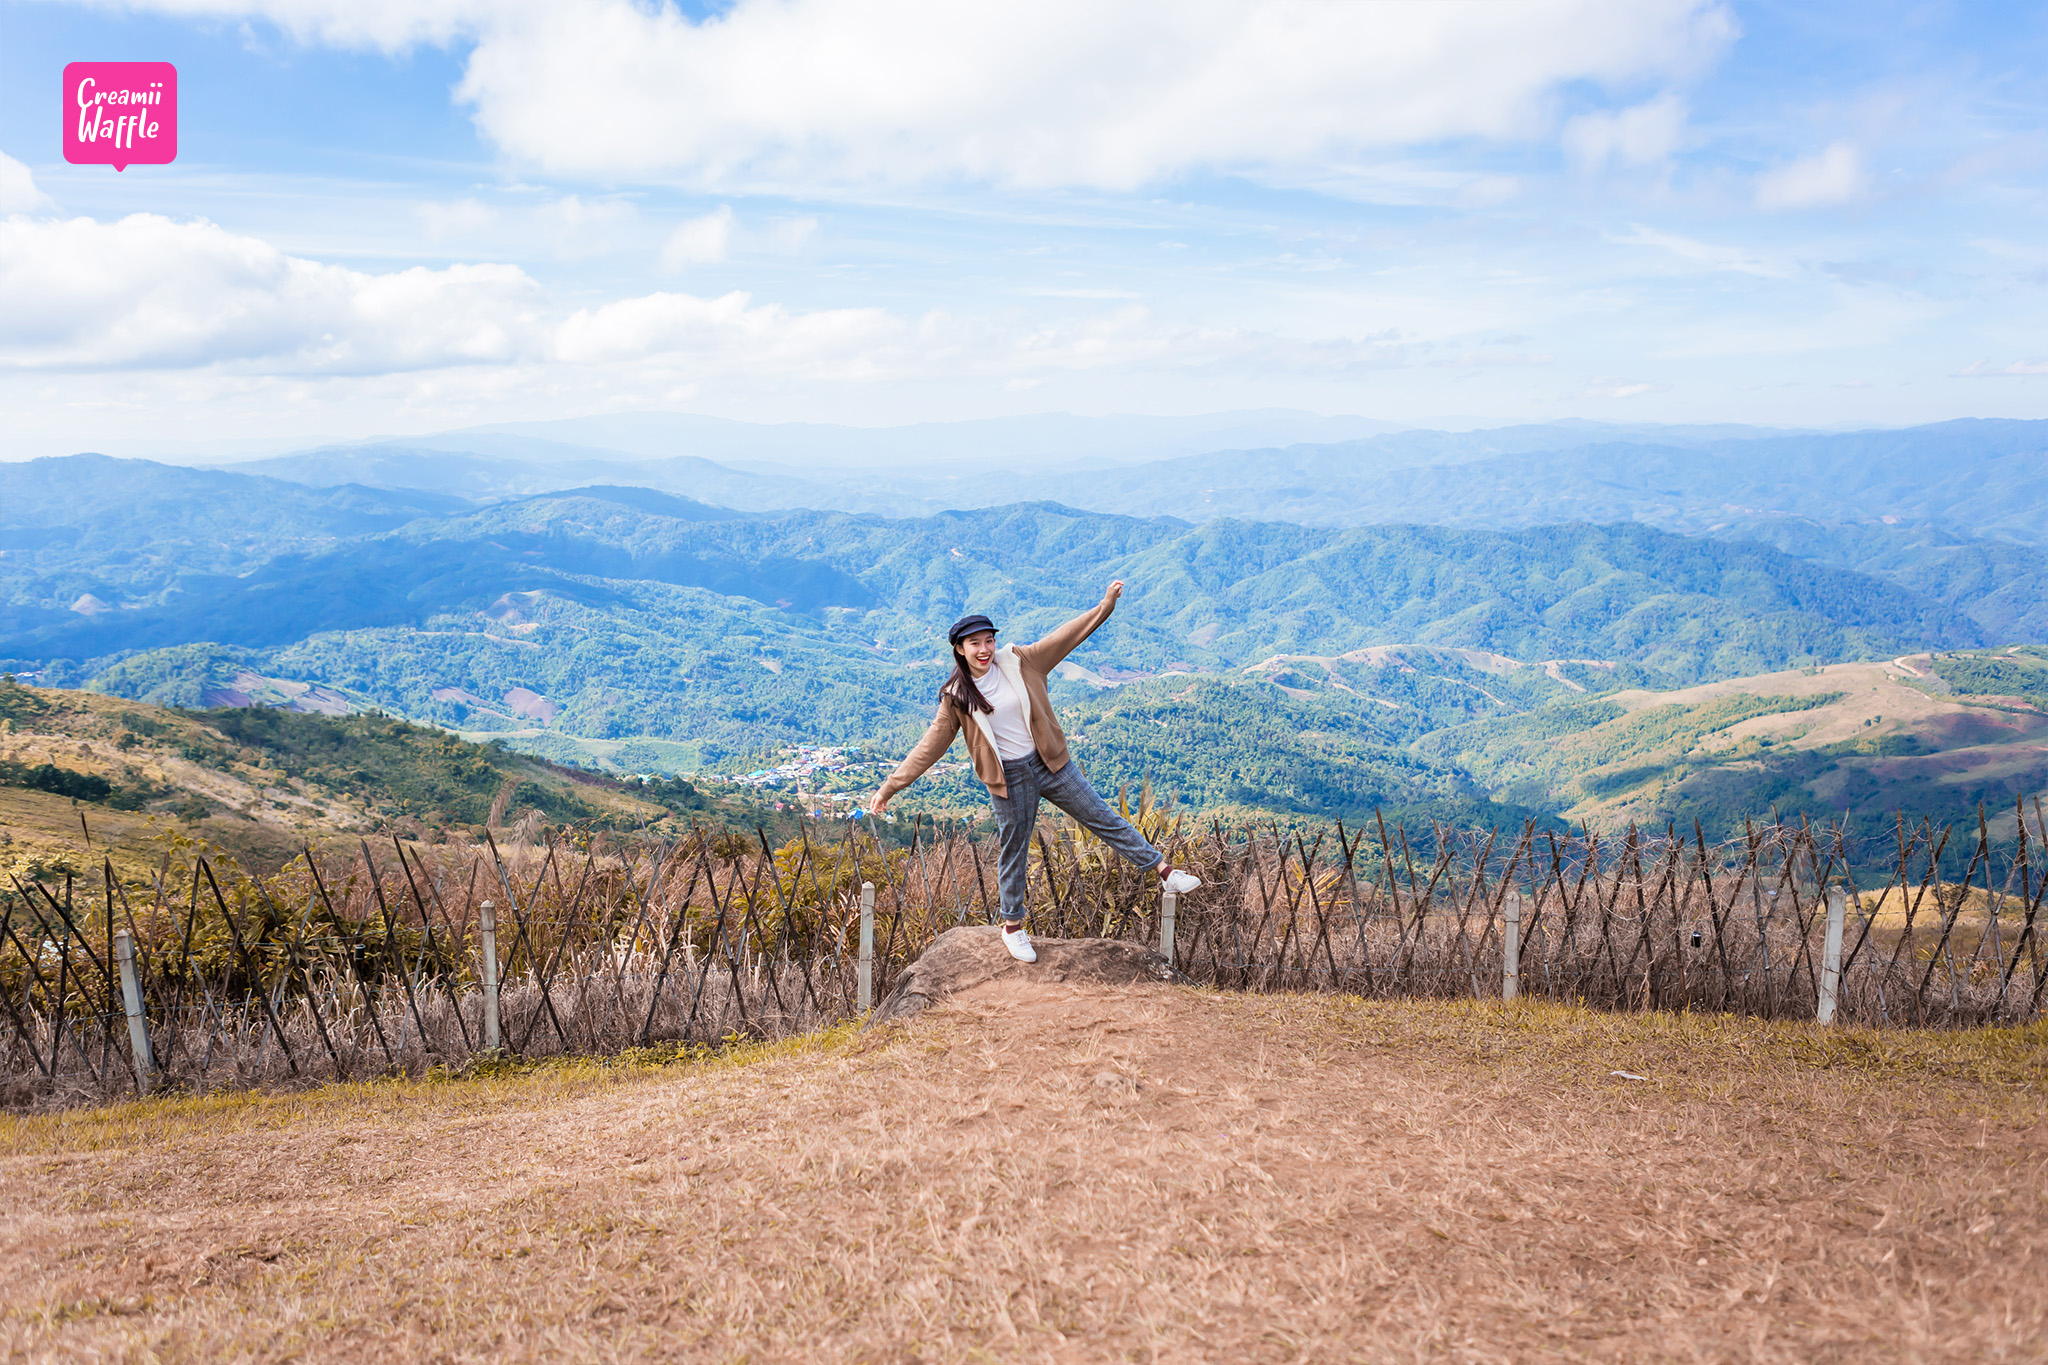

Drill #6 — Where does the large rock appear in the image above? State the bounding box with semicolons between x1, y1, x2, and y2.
868;926;1182;1026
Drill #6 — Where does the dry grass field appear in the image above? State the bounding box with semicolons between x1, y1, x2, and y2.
1562;654;2048;833
3;984;2046;1363
0;681;676;886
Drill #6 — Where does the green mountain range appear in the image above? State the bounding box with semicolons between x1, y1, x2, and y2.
4;429;2044;840
218;415;2048;644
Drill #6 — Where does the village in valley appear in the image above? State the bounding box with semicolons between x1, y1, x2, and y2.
703;744;969;820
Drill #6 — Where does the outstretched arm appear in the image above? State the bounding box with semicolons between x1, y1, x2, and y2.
1013;579;1123;674
869;698;962;813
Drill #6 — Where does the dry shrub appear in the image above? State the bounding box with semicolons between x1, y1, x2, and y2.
4;813;2045;1109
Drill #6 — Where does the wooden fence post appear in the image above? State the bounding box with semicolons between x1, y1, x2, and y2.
1160;888;1178;968
1818;886;1846;1026
113;929;153;1094
1503;890;1523;1002
857;882;875;1014
479;900;502;1052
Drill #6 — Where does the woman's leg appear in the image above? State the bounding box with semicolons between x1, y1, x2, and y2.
988;761;1043;924
1038;760;1162;871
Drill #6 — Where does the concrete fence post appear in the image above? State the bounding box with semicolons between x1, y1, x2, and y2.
478;899;502;1052
1818;886;1846;1026
1503;891;1523;1003
113;929;153;1094
857;882;876;1014
1160;888;1178;968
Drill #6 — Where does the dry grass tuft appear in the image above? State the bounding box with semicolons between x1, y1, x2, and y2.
2;988;2044;1362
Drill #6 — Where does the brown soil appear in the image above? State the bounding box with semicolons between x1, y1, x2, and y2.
3;986;2045;1362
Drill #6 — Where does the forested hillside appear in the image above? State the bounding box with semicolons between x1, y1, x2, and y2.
0;673;791;878
3;478;1984;759
4;438;2043;841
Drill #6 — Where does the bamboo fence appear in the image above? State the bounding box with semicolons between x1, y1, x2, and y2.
4;803;2045;1106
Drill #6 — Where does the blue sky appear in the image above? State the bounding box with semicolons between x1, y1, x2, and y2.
2;0;2045;456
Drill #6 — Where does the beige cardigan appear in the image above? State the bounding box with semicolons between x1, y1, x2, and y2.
878;595;1116;801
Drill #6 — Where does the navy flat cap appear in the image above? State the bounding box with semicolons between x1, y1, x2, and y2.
947;613;996;643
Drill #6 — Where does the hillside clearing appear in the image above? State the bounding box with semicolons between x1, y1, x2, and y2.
0;680;715;877
1422;655;2048;834
4;991;2045;1362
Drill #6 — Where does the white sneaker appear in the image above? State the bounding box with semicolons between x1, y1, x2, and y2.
1001;923;1038;963
1162;869;1202;895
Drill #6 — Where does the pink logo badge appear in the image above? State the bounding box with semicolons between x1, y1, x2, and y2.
64;62;177;172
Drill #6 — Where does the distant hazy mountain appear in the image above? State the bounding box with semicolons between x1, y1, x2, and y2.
216;415;2046;557
450;407;1413;471
217;408;1423;513
0;454;461;590
222;414;1822;518
0;452;459;534
232;438;816;507
5;464;1983;718
1007;418;2048;537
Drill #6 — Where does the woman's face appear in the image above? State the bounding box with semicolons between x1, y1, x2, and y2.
959;629;997;673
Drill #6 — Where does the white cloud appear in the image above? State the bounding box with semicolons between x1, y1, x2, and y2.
658;206;736;271
1653;288;1940;359
0;213;544;372
1563;93;1688;170
557;294;1423;382
92;0;1734;191
418;194;639;255
464;0;1733;188
74;0;491;52
1956;358;2048;378
1019;288;1144;301
555;290;902;375
0;211;1433;384
1970;237;2048;266
766;215;820;252
0;151;54;214
1611;224;1791;278
658;207;823;271
418;197;498;240
1267;161;1522;208
1435;349;1555;369
535;193;638;258
992;308;1418;378
1755;141;1869;210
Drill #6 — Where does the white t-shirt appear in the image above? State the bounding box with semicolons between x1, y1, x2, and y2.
972;664;1037;761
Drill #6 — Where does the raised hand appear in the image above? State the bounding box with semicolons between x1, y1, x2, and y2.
1106;579;1125;603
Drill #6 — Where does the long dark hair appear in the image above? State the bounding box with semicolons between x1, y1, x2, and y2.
943;642;994;716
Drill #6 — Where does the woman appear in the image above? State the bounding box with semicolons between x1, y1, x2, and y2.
870;579;1201;962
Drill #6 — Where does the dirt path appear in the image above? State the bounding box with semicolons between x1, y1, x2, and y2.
4;986;2046;1362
